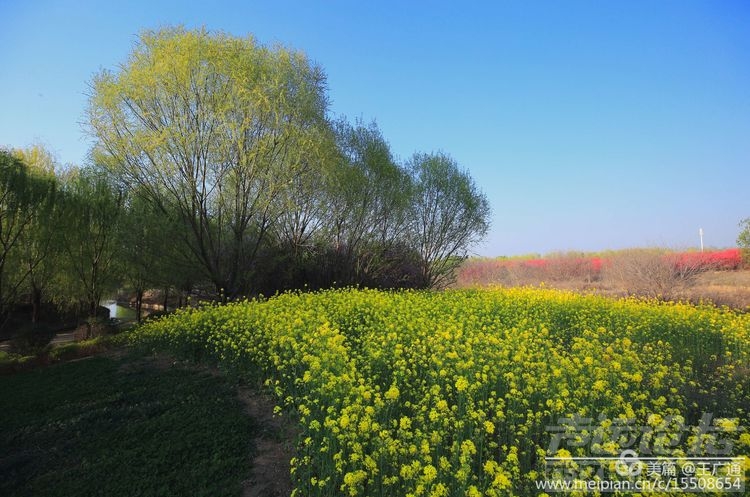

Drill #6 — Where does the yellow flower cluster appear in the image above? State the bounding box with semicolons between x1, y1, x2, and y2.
129;287;750;496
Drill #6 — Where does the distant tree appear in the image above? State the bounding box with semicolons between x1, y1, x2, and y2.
738;218;750;248
117;191;168;321
88;26;329;297
267;126;336;289
324;119;414;285
58;167;123;331
117;186;197;317
408;152;490;288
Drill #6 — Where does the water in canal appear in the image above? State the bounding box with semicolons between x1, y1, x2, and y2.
102;301;138;321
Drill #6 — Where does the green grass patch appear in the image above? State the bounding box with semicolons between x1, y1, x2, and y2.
0;354;255;497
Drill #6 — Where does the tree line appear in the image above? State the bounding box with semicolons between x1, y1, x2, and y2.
1;27;489;330
0;149;120;330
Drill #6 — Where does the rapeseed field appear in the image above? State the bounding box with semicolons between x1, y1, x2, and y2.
130;288;750;496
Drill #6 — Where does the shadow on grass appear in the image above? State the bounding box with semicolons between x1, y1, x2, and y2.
0;353;256;497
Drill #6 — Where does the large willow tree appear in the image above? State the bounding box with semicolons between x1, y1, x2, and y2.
88;27;329;296
0;150;57;325
10;146;59;323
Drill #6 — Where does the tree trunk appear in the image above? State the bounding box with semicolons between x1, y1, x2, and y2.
163;287;169;312
31;286;42;324
87;299;97;339
135;288;144;323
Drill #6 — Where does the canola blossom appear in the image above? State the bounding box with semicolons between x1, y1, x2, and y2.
129;288;750;496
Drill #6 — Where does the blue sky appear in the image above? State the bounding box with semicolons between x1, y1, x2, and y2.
1;0;748;256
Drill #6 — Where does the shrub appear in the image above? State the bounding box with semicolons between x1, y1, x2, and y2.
8;323;56;355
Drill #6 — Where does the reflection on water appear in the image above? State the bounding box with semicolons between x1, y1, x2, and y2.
102;301;137;320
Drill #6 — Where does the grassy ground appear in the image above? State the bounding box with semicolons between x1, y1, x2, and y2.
525;269;750;309
0;353;256;497
691;269;750;308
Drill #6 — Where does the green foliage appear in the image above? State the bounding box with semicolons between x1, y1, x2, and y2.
7;322;56;355
56;167;124;320
1;27;494;320
0;355;255;497
10;146;63;323
409;152;491;287
88;26;491;296
88;26;330;297
321;119;415;285
116;189;193;320
0;149;58;324
11;145;57;177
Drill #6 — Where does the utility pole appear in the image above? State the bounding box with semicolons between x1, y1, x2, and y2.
699;228;704;253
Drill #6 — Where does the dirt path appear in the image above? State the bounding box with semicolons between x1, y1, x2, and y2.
237;390;296;497
49;331;76;345
0;330;75;352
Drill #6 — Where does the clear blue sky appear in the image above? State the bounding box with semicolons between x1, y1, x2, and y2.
2;0;748;256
